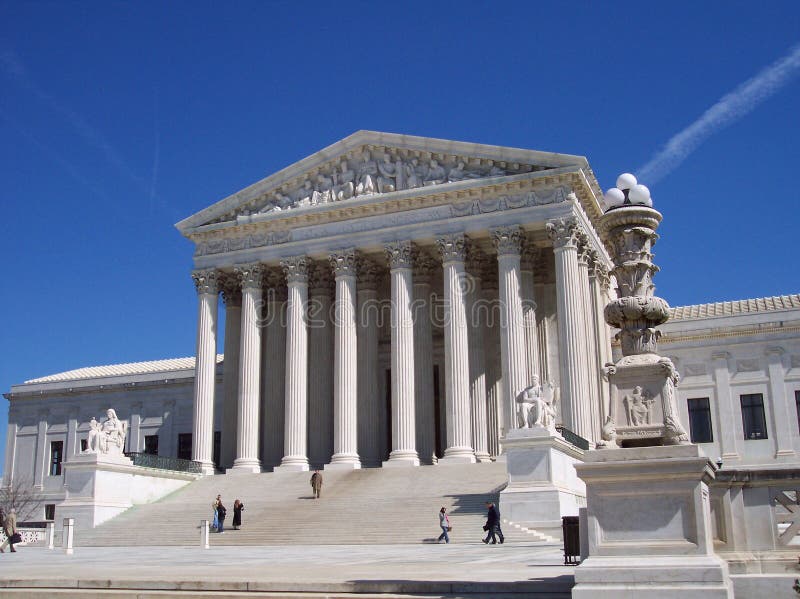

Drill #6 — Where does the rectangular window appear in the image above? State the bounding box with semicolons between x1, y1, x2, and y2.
741;393;768;440
49;441;64;476
45;504;55;520
80;438;88;452
144;435;159;455
177;433;192;461
687;398;713;443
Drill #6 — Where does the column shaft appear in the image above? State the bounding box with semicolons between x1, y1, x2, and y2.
492;227;529;437
329;251;360;468
278;257;310;471
712;353;740;462
191;269;219;474
438;235;475;463
414;252;437;464
233;264;263;472
261;281;286;469
577;245;600;443
467;269;490;462
520;247;540;382
384;241;419;466
767;348;795;459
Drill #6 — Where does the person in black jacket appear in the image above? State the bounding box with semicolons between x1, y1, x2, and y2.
482;501;504;544
216;499;227;533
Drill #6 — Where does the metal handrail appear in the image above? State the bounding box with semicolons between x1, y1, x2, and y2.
124;452;203;474
555;426;590;450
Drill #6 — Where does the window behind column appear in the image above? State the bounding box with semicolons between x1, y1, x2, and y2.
740;393;768;440
144;435;159;455
687;398;713;443
49;441;64;475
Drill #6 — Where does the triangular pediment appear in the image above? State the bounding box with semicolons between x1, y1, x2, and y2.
176;131;590;232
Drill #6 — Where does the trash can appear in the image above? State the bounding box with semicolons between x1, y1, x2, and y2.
562;516;580;565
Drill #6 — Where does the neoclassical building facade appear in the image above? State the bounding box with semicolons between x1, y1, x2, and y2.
4;133;800;501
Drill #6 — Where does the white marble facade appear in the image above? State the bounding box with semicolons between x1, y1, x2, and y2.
4;133;800;528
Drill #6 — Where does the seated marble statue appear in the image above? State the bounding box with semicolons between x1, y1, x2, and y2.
515;376;558;432
86;417;102;453
84;409;127;456
423;160;446;186
356;152;378;196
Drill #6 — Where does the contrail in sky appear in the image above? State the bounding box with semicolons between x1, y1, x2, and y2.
637;43;800;185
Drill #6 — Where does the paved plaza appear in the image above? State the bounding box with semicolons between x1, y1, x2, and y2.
0;542;574;597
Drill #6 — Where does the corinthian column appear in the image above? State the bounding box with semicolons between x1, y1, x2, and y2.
383;241;419;466
576;236;600;443
437;234;475;463
589;259;613;430
191;269;219;474
466;246;491;462
546;217;586;438
277;256;310;471
491;227;529;436
220;277;242;470
232;263;264;472
328;250;361;469
357;259;382;466
413;250;437;464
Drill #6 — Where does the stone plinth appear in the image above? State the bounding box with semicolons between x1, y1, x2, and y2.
58;452;135;531
572;445;733;598
500;427;585;539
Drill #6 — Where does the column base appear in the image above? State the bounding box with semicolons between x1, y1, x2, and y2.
325;459;362;471
383;450;420;467
198;462;217;475
573;555;732;599
475;451;492;463
275;456;309;472
440;447;476;464
229;460;262;474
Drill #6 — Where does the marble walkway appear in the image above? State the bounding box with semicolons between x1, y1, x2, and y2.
0;542;575;597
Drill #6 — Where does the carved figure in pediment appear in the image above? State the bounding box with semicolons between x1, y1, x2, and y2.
377;153;398;193
423;159;446;186
356;152;378;196
624;386;654;426
294;180;314;206
405;158;425;189
312;174;333;204
333;160;355;201
448;161;467;182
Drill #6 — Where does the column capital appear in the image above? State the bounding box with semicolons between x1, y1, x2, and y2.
234;263;265;290
546;216;580;250
385;240;415;270
576;231;592;266
192;269;220;295
357;257;382;290
436;233;468;264
221;274;242;306
413;250;438;285
330;249;358;278
491;226;523;256
281;256;309;284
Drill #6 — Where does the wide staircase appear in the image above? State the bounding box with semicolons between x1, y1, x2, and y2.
75;461;548;547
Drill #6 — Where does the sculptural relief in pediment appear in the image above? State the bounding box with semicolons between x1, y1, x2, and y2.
211;146;554;224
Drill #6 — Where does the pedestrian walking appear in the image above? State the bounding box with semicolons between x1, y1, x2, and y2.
482;501;504;545
0;508;19;553
310;470;323;499
211;494;220;530
232;499;244;530
216;499;227;533
437;507;451;544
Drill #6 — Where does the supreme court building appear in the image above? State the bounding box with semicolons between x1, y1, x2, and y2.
5;132;800;496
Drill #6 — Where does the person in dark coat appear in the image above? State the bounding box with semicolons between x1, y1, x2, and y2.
216;499;227;533
482;501;504;544
232;499;244;530
310;470;323;499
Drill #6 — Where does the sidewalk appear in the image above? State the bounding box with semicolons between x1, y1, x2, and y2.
0;542;575;596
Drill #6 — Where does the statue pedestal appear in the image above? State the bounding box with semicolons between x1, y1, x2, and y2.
58;452;135;532
500;428;586;540
572;445;733;598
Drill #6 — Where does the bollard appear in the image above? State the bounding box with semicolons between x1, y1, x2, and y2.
200;519;209;549
46;522;55;549
62;518;74;555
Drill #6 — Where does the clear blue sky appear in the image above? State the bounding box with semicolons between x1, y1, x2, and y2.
2;1;799;471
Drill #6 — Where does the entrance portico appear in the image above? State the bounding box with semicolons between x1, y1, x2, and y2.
178;131;614;472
